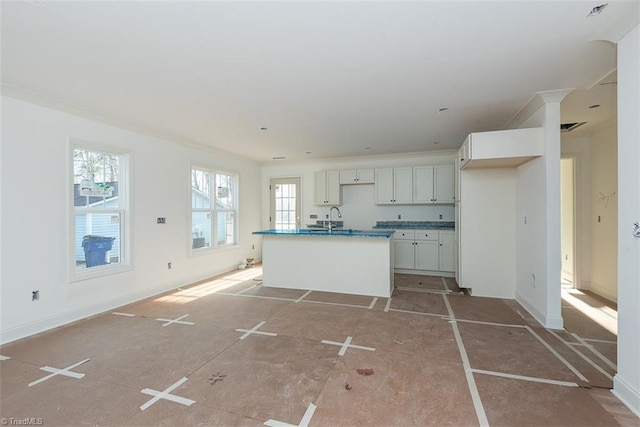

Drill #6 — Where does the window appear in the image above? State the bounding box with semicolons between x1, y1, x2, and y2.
191;167;238;250
72;145;129;278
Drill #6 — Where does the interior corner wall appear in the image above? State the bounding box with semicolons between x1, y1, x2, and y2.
513;102;563;329
0;95;263;345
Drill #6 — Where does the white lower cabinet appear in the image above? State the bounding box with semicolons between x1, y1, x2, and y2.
394;238;416;270
393;230;440;271
438;230;455;273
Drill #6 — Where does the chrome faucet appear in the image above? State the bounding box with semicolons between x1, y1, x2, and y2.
328;206;342;231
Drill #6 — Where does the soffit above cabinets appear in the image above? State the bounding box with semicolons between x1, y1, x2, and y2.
460;128;544;170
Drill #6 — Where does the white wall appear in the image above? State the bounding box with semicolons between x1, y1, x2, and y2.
260;152;456;234
614;23;640;418
589;123;618;301
0;95;263;344
459;168;516;298
560;121;618;302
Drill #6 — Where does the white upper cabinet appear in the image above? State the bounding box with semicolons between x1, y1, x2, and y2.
413;165;455;204
375;167;413;204
314;170;341;205
339;168;374;184
460;127;544;169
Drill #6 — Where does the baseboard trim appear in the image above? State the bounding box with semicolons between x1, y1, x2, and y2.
516;291;564;330
0;266;237;345
587;282;618;303
613;374;640;418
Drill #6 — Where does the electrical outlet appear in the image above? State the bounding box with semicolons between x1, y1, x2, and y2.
32;290;39;301
439;214;443;220
310;214;318;219
530;273;536;287
397;214;402;220
157;217;166;224
598;215;601;223
252;244;255;250
167;262;172;269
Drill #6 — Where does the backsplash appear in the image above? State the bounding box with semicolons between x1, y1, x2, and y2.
373;221;455;230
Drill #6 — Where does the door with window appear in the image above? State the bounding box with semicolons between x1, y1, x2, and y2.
270;178;301;230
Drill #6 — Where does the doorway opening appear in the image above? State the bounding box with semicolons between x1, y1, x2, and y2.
270;177;301;230
561;157;576;289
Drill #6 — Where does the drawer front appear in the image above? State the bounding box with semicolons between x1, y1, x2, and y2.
393;230;416;240
414;230;439;241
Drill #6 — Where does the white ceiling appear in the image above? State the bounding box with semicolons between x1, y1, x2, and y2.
1;1;637;163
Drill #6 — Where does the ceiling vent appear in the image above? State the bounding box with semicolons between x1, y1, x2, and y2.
560;122;587;132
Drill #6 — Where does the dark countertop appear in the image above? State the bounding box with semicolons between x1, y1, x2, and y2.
372;221;455;230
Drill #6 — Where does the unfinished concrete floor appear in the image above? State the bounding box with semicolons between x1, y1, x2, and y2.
1;269;637;426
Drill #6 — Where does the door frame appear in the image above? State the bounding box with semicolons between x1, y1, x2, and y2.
269;177;302;229
561;155;579;289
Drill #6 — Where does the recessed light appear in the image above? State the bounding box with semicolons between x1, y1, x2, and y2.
588;104;601;109
587;3;607;17
272;156;286;160
437;107;449;114
260;127;268;131
433;141;440;145
305;151;312;154
365;147;372;150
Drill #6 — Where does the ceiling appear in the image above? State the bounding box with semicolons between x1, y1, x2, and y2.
1;1;637;163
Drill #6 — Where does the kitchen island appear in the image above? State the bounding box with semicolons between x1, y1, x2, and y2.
252;229;395;297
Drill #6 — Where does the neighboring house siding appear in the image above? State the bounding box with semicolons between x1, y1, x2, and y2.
192;190;212;247
75;197;121;262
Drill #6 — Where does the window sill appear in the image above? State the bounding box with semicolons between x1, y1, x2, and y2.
70;264;133;283
190;243;240;256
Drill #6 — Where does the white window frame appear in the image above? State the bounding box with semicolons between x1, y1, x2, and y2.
69;140;132;282
190;165;239;253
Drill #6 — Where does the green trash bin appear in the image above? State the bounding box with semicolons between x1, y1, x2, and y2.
82;235;115;267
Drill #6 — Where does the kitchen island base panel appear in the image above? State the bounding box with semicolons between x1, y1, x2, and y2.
394;268;455;278
261;235;393;298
